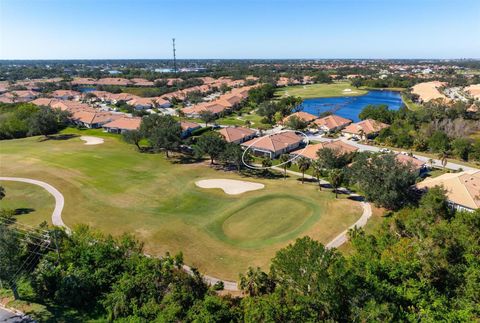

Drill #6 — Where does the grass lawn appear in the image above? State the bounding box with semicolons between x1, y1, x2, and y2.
0;128;362;280
0;181;54;226
275;82;368;99
401;94;423;111
360;86;406;92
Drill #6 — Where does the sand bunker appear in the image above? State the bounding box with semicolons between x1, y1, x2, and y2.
196;179;265;195
80;136;104;145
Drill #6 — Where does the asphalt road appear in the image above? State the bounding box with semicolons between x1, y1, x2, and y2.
0;308;29;323
307;134;478;172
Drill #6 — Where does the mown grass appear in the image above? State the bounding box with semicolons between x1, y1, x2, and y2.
0;128;362;279
401;94;423;111
0;181;54;226
275;82;368;99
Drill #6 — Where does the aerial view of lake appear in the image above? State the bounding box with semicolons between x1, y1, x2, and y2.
300;90;403;122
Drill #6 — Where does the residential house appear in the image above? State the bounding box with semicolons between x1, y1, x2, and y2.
282;111;318;125
395;153;427;173
0;90;38;103
342;119;389;139
154;97;172;108
416;170;480;212
241;131;304;158
313;114;352;133
130;78;154;87
126;97;155;110
103;117;142;133
180;121;201;138
51;90;81;100
31;98;59;106
290;140;358;160
219;127;257;144
71;110;122;128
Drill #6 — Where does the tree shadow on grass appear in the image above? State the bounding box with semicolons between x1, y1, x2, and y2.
38;134;79;142
240;169;284;180
14;208;35;215
347;195;365;202
295;177;317;184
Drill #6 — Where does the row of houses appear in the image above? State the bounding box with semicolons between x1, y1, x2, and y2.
282;111;390;139
182;85;258;118
101;116;201;138
70;76;248;89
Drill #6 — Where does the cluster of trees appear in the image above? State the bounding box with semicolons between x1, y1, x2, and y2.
1;187;478;321
193;132;252;171
123;119;253;172
351;76;417;89
0;103;71;139
257;96;303;124
361;103;480;162
123;114;182;157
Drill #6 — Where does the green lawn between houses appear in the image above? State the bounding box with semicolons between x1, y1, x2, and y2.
275;82;368;99
0;128;362;280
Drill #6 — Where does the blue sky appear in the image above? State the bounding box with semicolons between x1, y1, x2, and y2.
0;0;479;59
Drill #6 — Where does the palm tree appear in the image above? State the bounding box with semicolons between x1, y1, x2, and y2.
438;152;448;169
297;157;311;184
279;154;292;179
238;267;274;297
245;120;252;128
312;160;324;190
261;156;272;176
428;158;434;169
328;168;344;198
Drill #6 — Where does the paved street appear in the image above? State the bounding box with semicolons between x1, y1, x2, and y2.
0;308;28;323
306;134;478;172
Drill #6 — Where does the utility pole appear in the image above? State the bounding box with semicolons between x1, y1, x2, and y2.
172;38;177;74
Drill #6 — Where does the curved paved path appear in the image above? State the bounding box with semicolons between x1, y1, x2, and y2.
0;177;67;230
0;176;370;292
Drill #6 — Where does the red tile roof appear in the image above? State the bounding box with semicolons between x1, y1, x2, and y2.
242;132;302;153
103;117;142;131
313;114;352;131
343;119;389;135
219;127;256;143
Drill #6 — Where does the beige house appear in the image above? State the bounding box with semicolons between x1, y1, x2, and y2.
342;119;389;139
219;127;257;144
416;170;480;212
241;131;303;158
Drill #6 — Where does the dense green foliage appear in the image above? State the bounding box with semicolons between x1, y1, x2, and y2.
1;187;479;321
361;103;480;162
348;153;418;209
0;103;70;139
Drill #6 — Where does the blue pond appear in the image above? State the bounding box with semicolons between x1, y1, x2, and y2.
300;90;403;122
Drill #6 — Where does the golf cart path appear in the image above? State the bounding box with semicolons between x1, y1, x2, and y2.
0;177;67;229
270;166;372;249
0;175;370;292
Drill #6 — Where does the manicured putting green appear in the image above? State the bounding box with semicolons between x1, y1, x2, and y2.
222;196;313;245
